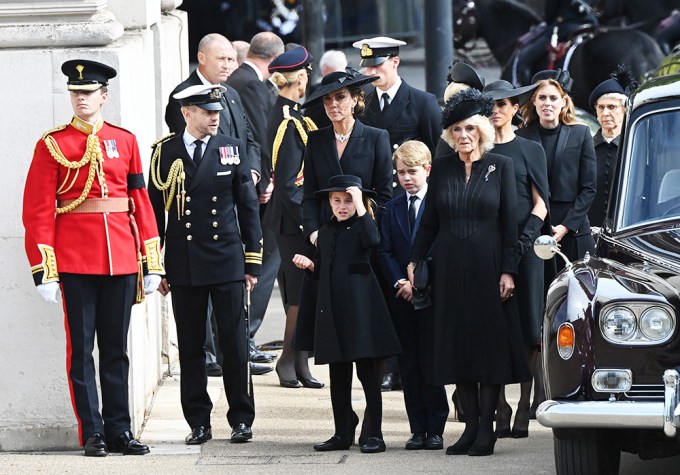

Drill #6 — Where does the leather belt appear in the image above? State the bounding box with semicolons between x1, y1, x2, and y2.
57;197;130;214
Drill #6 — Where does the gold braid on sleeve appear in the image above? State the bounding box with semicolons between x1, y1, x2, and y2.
149;138;186;219
44;134;103;214
271;107;318;188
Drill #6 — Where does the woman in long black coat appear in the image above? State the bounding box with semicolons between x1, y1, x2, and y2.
484;80;549;439
293;70;393;350
408;89;530;457
293;176;401;454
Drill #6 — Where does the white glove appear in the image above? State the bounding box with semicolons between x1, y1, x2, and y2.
143;274;162;295
37;282;60;304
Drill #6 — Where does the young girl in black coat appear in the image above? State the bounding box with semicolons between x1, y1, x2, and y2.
293;174;401;454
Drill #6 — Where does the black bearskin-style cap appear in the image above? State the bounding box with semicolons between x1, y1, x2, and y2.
588;64;638;111
442;88;494;129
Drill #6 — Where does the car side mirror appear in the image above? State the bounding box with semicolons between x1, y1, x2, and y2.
534;235;572;269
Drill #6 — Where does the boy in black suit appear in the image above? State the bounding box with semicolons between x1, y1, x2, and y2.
377;141;449;451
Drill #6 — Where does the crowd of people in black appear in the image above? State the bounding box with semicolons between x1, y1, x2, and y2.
23;1;638;456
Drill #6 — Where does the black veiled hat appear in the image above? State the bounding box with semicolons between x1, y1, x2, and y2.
314;175;377;199
483;80;538;106
442;88;494;129
588;64;638;111
301;68;378;109
531;68;574;93
447;60;485;91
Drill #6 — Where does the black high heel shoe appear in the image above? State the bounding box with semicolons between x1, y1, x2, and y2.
313;413;359;451
276;365;300;389
445;429;477;455
296;372;324;389
468;435;497;456
495;405;512;438
512;404;530;438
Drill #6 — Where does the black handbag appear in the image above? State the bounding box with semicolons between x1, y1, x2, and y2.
412;258;433;310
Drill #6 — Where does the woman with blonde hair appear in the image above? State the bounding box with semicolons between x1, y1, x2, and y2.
264;46;323;389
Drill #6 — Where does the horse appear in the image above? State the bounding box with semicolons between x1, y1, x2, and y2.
595;0;680;33
453;0;665;110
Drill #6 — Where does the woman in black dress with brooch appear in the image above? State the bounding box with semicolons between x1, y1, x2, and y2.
408;89;530;456
484;80;549;439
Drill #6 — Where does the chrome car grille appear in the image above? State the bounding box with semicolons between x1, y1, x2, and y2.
624;384;665;400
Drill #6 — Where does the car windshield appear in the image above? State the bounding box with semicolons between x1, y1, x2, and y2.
620;108;680;229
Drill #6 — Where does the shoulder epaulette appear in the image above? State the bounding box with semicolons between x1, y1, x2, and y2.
41;124;67;140
105;121;133;134
151;133;176;148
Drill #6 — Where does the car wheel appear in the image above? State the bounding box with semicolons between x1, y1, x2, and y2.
554;429;621;475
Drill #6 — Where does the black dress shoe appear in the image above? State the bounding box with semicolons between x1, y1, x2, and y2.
108;430;149;455
206;362;223;377
405;433;425;450
313;435;352;451
360;437;386;453
296;372;324;389
250;362;273;375
424;434;444;450
231;423;252;442
381;372;401;391
84;433;107;457
185;426;212;445
276;365;300;388
250;350;275;364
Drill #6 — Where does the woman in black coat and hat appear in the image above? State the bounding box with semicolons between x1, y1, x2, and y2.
408;89;531;457
484;80;549;439
293;175;401;454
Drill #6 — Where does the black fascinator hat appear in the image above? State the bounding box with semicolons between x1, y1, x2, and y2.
442;88;494;129
588;64;638;111
531;68;574;93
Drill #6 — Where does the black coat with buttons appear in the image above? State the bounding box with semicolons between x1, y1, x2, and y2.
148;134;262;286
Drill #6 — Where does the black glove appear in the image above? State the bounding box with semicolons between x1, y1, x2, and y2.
518;214;545;257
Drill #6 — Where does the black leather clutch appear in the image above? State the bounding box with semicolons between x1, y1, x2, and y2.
412;258;433;310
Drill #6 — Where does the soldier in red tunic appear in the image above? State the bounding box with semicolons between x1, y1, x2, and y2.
22;59;164;457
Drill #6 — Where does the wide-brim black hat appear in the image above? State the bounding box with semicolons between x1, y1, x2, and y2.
442;88;494;129
314;174;377;199
301;69;378;109
447;60;485;91
483;80;538;106
62;59;117;91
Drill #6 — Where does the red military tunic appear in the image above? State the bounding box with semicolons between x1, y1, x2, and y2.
23;116;163;287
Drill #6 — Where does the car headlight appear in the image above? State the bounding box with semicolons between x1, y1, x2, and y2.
640;307;673;340
600;303;676;345
601;306;636;342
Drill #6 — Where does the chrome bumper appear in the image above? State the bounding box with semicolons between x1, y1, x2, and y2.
537;369;680;437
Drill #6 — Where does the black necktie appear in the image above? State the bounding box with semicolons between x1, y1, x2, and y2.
408;195;418;230
382;92;390;113
193;139;203;166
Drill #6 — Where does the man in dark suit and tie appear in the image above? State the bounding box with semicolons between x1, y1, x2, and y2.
150;84;263;445
227;32;285;365
165;33;273;376
353;36;442;390
377;141;449;450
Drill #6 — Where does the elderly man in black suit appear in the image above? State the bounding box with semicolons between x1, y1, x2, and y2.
227;32;286;366
352;36;442;391
165;33;272;377
150;84;263;444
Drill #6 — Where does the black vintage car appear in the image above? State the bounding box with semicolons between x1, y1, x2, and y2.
534;74;680;474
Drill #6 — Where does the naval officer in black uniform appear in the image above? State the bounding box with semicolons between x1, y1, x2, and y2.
354;36;442;196
149;84;263;445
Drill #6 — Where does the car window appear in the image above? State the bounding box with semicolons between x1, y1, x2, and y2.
620;109;680;228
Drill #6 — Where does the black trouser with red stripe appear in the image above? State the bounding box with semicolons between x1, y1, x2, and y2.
170;281;254;430
60;273;137;446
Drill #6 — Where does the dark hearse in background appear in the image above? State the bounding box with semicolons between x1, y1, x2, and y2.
534;74;680;474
